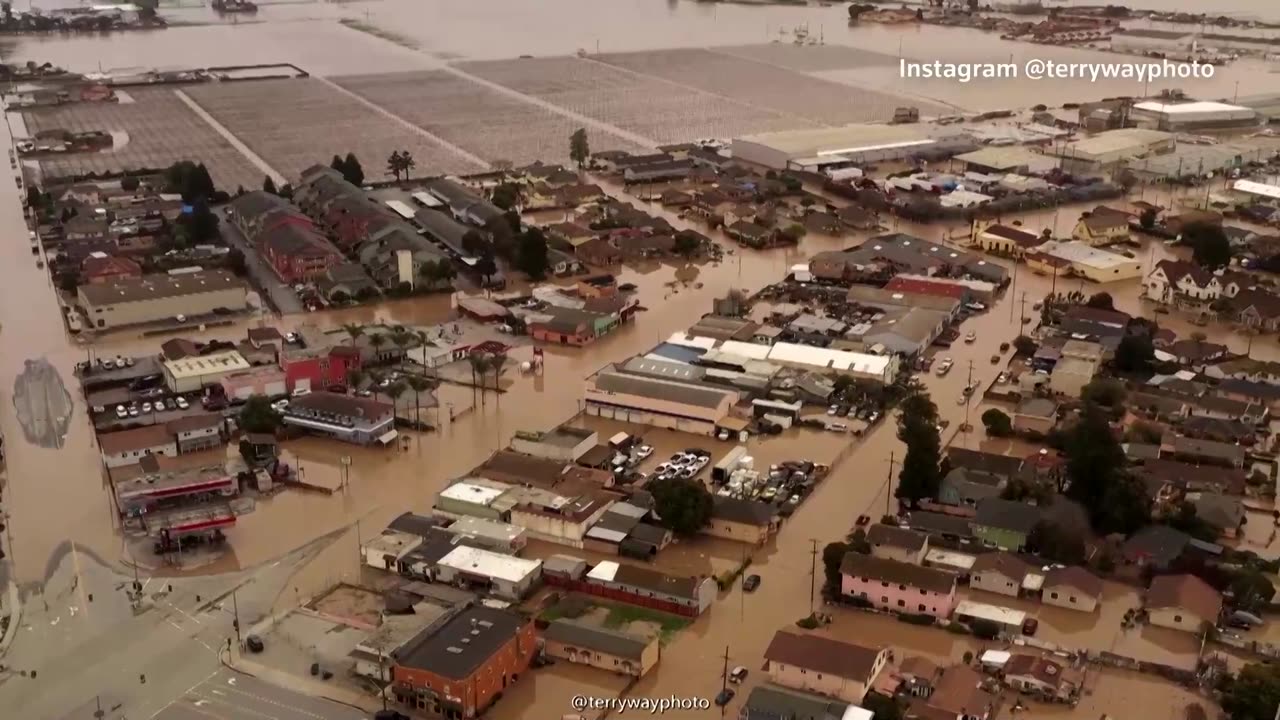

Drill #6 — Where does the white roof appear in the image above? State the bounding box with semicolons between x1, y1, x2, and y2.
766;342;891;376
363;530;421;557
1041;240;1136;269
665;332;717;350
842;706;874;720
925;548;977;570
411;191;444;208
1134;100;1250;114
1233;179;1280;200
1021;571;1045;592
162;350;249;380
439;481;509;507
979;650;1012;666
587;560;621;582
955;600;1027;626
437;545;541;582
384;199;416;219
446;516;525;543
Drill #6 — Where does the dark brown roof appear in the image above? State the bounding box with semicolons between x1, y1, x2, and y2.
1004;654;1067;688
165;413;222;434
79;270;244;306
1147;574;1222;622
247;327;283;343
763;630;885;682
98;424;173;455
1154;259;1214;289
928;665;996;717
983;224;1043;248
840;552;956;595
970;551;1033;581
866;524;928;552
289;391;391;420
1044;566;1103;598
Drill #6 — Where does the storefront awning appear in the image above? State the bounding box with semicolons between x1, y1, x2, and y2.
377;429;400;445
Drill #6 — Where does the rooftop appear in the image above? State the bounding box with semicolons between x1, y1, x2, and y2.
866;524;928;552
543;619;650;660
592;370;735;410
1147;573;1223;622
840;552;956;595
79;270;244;306
436;545;541;583
587;560;705;600
764;630;885;682
393;604;528;680
162;350;250;380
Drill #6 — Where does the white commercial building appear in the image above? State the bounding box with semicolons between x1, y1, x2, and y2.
78;270;248;330
731;124;967;170
1233;179;1280;205
765;342;899;384
162;350;251;393
433;545;542;601
1130;101;1261;132
1109;28;1196;54
1053;128;1176;171
362;529;423;571
1038;241;1143;283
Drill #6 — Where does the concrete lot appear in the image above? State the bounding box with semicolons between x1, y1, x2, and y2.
334;70;648;167
20;88;262;190
455;56;804;145
595;48;949;126
184;78;485;182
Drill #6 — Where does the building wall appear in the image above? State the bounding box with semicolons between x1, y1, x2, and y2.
434;565;539;601
767;660;871;704
282;352;360;393
970;570;1021;598
392;620;536;719
1042;585;1099;612
81;285;247;330
531;326;591;346
543;637;659;678
870;544;926;565
702;518;773;544
102;440;178;468
585;401;719;437
509;507;607;548
840;573;956;619
283;415;393;445
1013;414;1055;436
1148;606;1210;633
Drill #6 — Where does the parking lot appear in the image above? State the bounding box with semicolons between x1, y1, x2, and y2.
334;70;647;167
184;78;485;181
20;88;262;190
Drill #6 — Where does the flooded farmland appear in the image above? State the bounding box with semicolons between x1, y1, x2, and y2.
0;1;1278;716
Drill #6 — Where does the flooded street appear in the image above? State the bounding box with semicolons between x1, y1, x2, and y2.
0;2;1276;715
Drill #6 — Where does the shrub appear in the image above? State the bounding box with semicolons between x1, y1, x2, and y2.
898;613;936;627
796;614;820;629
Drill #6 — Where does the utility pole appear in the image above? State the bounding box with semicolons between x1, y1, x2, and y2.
885;451;896;519
963;360;975;442
379;652;389;711
807;540;818;616
721;645;731;716
232;590;241;647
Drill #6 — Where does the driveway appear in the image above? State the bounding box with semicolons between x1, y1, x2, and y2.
218;208;305;315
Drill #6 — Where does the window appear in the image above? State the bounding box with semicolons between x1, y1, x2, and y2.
897;599;905;608
898;584;906;591
881;581;889;588
918;604;926;612
1070;595;1078;602
800;669;807;675
880;596;888;603
1050;591;1059;600
1174;614;1182;623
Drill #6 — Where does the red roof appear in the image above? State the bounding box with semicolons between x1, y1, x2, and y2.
884;276;968;300
82;254;141;280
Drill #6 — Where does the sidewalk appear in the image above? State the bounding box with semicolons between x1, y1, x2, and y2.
223;645;381;713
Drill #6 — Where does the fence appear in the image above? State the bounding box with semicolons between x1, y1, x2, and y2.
543;575;701;618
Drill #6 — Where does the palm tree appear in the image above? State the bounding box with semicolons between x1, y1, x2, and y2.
368;333;388;363
390;330;412;370
488;352;508;404
346;368;366;392
468;352;492;406
404;375;432;427
385;381;407;423
342;323;364;347
386;151;403;181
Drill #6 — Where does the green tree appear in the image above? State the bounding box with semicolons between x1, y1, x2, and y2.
262;175;278;195
468;351;492;405
238;395;280;434
780;223;806;242
981;408;1013;437
346;367;365;392
390;329;413;370
330;154;344;175
385;381;407;421
404;375;432;427
462;230;490;257
120;175;140;192
165;160;217;202
226;248;247;276
342;152;364;185
58;273;78;293
1139;207;1157;230
1085;291;1114;310
859;694;902;720
1114;333;1154;373
569;128;590;168
278;183;294;199
180;200;220;243
342;323;364;347
489;352;508;404
1221;663;1280;720
515;227;550;278
386;150;406;181
476;256;497;286
674;230;702;257
1184;221;1231;270
649;477;713;536
822;541;851;594
1013;334;1037;356
399;150;416;179
491;183;521;211
1230;570;1277;613
1168;502;1222;544
1063;402;1125;512
895;391;942;507
1027;520;1086;565
1082;377;1126;408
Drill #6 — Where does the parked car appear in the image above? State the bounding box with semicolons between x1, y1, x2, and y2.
964;331;977;344
115;405;128;419
743;575;761;592
1021;617;1039;636
715;688;735;707
729;666;749;684
175;396;190;410
245;635;265;653
635;445;653;460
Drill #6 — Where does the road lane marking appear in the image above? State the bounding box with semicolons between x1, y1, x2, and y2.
218;684;328;720
189;692;285;720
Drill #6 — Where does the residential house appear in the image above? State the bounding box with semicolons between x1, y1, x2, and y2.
704;496;779;544
545;221;595;250
867;524;929;565
256;213;343;284
1042;566;1103;612
726;221;776;248
1193;493;1245;539
762;630;890;704
1233;288;1280;331
1002;654;1083;703
575;236;622;266
972;498;1040;551
423;178;505;228
937;468;1004;510
975;223;1045;257
839;553;958;619
1161;435;1246;468
542;619;659;678
1168;339;1228;367
1123;525;1193;569
1012;397;1058;436
739;684;853;720
1188;395;1267;425
908;665;997;720
1146;574;1223;633
1205;357;1280;386
836;204;879;231
968;552;1033;598
1144;260;1220;304
1071;206;1130;246
529;307;612;346
945;448;1024;485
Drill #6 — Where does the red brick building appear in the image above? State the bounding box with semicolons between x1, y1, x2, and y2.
256;211;343;284
391;605;536;719
280;345;361;393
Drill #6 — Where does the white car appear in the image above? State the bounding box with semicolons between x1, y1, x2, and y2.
115;405;128;419
272;399;289;411
175;397;190;410
635;445;653;460
141;402;153;413
128;406;139;417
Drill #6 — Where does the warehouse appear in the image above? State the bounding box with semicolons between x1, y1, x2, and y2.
1052;128;1175;173
1108;28;1196;55
731;124;967;170
162;350;251;393
1236;93;1280;125
1126;143;1272;182
1130;101;1262;132
953;146;1058;175
78;270;248;330
585;369;737;436
1038;241;1143;283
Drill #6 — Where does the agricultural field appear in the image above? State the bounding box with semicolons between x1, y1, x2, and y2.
713;42;899;73
333;70;648;167
454;56;808;146
19;88;261;189
184;78;485;182
595;48;947;125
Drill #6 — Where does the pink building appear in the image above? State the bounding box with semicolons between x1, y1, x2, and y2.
840;552;957;619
